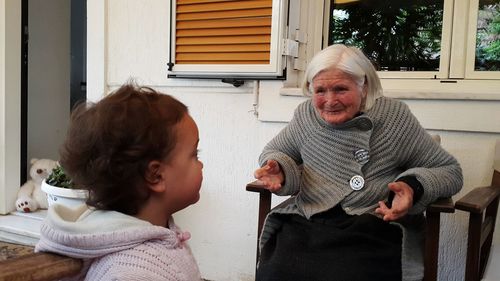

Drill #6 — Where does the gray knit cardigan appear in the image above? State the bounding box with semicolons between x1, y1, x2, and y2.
258;97;463;281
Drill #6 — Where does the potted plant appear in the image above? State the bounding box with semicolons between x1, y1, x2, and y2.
41;165;88;208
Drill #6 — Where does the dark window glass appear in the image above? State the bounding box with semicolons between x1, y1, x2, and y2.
475;0;500;71
328;0;444;72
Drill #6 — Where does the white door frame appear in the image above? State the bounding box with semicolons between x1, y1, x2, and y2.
0;0;22;214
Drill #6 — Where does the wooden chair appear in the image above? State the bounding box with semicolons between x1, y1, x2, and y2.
455;140;500;281
246;135;454;281
247;182;454;281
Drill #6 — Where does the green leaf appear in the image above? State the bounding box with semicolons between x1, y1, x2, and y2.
45;165;75;189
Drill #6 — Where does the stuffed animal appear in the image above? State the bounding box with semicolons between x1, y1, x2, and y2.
15;158;58;212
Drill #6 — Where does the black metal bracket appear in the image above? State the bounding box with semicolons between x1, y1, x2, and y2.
167;62;174;71
221;78;245;87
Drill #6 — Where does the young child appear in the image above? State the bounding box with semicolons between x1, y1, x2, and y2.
35;83;203;281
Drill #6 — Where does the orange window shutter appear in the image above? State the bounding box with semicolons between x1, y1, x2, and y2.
175;0;273;65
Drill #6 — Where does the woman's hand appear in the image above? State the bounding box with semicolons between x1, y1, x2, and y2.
375;181;414;221
253;160;285;192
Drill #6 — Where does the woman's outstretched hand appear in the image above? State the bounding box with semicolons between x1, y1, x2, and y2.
375;181;414;221
254;160;285;192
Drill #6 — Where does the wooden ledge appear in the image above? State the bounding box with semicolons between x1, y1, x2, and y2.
0;252;82;281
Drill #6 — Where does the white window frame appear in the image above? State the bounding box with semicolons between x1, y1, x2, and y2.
278;0;324;94
325;0;455;80
282;0;500;100
168;0;288;78
1;0;22;216
380;0;500;99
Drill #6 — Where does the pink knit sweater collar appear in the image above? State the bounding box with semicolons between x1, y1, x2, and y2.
35;204;189;259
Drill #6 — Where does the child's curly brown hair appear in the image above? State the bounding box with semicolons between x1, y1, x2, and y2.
59;83;188;215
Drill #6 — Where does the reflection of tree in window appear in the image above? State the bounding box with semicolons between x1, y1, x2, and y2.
475;1;500;71
329;0;443;72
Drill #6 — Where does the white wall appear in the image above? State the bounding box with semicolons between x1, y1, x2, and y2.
27;0;70;163
168;89;283;281
88;1;500;280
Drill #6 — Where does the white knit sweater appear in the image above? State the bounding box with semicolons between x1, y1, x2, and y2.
35;204;201;281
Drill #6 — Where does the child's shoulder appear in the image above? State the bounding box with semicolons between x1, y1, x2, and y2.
88;238;200;280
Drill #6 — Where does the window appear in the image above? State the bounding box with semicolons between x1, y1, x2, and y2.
466;0;500;78
168;0;288;79
329;0;448;78
264;0;499;123
324;0;500;97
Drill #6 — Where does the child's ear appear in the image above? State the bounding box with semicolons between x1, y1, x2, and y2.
145;160;166;192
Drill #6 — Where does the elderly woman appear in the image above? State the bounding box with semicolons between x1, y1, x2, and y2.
254;44;463;281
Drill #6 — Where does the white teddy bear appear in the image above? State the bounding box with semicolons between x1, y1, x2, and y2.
16;158;58;212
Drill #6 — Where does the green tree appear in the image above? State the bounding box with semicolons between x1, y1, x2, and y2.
330;0;443;71
475;3;500;71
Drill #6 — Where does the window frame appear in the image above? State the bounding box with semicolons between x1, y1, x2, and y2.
326;0;455;80
464;0;500;80
326;0;500;80
1;0;22;215
280;0;500;100
167;0;288;79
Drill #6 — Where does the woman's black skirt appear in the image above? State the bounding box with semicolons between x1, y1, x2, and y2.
256;205;402;281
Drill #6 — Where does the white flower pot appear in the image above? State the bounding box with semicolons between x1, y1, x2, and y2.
41;180;88;208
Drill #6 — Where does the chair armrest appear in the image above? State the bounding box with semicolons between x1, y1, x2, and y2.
426;197;455;213
246;180;269;193
246;180;295;208
455;185;500;214
0;252;82;281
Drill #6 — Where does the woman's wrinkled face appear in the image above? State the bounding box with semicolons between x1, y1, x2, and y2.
311;69;365;125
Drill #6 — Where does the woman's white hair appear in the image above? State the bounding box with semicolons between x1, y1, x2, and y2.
302;44;383;111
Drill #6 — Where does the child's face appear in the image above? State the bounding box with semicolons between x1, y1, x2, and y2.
161;114;203;212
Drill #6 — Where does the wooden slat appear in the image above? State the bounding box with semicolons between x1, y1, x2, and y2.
177;26;271;37
176;52;269;61
480;217;494;247
177;35;270;45
177;18;271;29
177;44;270;53
175;0;272;65
177;0;271;13
465;212;483;281
178;0;237;4
175;60;269;64
493;169;500;187
177;8;272;20
424;210;441;281
246;180;293;269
